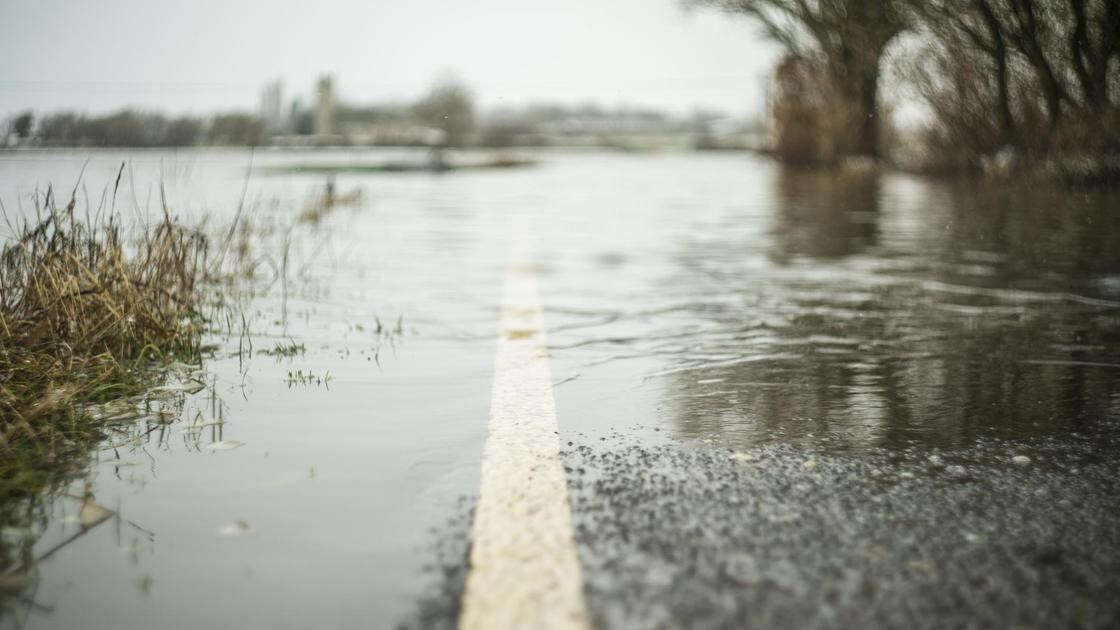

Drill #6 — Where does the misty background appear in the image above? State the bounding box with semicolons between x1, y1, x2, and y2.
0;0;780;118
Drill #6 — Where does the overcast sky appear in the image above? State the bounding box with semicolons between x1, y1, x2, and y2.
0;0;781;120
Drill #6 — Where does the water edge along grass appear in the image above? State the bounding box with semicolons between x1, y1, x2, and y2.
0;184;211;502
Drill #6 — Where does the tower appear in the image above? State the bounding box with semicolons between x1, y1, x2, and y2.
314;75;335;143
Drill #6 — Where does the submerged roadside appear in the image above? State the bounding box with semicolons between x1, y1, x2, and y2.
0;149;511;630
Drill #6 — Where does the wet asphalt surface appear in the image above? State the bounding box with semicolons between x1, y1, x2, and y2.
404;422;1120;630
565;432;1120;630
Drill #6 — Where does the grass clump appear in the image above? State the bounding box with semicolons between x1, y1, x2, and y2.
260;340;306;358
0;186;209;499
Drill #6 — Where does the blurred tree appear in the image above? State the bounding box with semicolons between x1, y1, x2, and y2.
692;0;908;160
13;112;33;139
163;116;203;146
907;1;1015;150
292;108;313;136
37;113;81;145
909;0;1119;163
84;110;161;146
209;113;264;146
412;79;475;147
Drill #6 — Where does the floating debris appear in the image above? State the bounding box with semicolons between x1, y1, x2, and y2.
78;500;114;528
1011;455;1032;466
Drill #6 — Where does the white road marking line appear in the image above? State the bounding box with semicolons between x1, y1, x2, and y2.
459;235;589;630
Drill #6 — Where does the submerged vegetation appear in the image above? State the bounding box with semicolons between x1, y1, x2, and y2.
0;167;391;499
284;368;333;387
259;340;306;358
0;182;210;499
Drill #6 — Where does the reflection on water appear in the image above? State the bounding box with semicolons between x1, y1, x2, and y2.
0;373;233;621
663;169;1120;450
769;168;880;262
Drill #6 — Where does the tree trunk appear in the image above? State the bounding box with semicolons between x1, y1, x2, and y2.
832;55;881;160
854;68;880;158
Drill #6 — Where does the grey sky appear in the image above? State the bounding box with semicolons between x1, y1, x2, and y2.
0;0;781;119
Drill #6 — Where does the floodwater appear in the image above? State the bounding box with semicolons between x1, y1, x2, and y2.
1;148;1118;629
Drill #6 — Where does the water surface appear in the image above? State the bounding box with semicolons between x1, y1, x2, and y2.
1;148;1118;628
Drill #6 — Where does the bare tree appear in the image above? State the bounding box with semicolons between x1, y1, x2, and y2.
1067;0;1120;113
912;0;1119;156
914;1;1021;148
412;79;475;148
692;0;909;160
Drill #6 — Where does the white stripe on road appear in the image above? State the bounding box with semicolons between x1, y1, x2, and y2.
459;234;589;630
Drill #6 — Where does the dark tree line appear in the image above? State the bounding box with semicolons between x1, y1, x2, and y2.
694;0;1119;170
912;0;1119;169
30;110;264;147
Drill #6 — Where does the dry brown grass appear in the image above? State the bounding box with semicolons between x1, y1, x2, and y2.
0;185;209;497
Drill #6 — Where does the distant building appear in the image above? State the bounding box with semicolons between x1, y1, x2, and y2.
315;75;335;143
259;79;285;133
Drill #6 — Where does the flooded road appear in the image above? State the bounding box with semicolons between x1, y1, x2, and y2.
536;160;1120;451
1;149;1119;628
